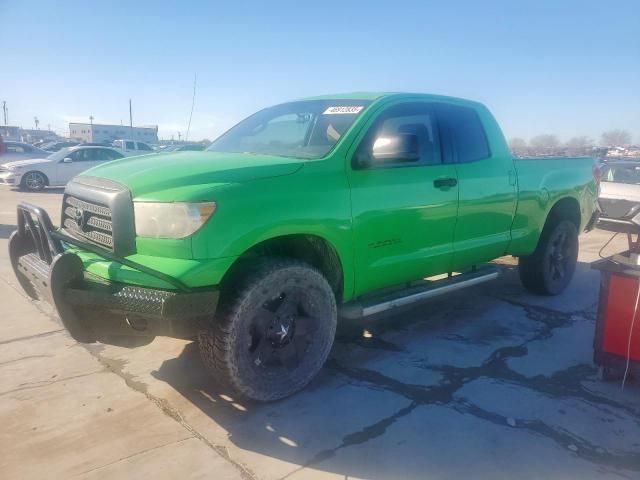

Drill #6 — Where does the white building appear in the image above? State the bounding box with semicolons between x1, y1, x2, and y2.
69;123;158;144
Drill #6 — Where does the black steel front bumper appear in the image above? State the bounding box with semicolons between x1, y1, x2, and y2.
9;202;219;344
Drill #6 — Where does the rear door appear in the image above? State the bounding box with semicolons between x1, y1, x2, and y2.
348;101;459;295
438;104;517;270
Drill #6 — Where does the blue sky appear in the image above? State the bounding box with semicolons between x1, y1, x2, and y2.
1;0;639;143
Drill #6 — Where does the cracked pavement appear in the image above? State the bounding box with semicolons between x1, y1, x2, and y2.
1;189;639;479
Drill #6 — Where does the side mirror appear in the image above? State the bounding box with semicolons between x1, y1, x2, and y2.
371;134;420;163
62;157;73;163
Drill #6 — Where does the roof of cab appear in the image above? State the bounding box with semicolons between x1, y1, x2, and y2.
299;92;390;101
298;92;483;107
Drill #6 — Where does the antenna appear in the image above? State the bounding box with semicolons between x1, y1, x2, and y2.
185;73;197;141
129;99;133;138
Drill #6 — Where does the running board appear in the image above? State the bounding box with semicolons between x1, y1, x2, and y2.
339;266;501;319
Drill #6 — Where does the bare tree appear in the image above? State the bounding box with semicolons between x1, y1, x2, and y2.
529;134;560;155
565;136;594;156
508;137;528;156
601;129;631;147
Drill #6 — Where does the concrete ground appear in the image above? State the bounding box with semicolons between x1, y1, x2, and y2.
1;186;639;479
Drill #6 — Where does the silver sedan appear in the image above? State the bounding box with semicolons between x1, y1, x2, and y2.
0;141;51;164
598;160;640;231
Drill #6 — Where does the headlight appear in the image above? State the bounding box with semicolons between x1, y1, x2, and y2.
134;202;216;239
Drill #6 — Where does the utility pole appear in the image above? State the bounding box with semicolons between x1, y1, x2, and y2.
2;101;7;125
129;99;133;138
47;124;51;132
89;115;94;126
178;132;181;141
34;116;39;130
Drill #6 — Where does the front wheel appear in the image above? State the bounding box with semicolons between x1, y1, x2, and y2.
21;171;47;191
519;219;579;295
198;259;337;401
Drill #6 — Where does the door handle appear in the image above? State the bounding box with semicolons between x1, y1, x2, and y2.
433;177;457;188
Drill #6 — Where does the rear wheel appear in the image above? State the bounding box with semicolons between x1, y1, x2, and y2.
198;259;337;401
519;218;579;295
21;171;47;191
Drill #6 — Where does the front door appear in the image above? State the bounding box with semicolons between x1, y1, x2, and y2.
57;148;110;185
56;149;87;184
348;102;459;296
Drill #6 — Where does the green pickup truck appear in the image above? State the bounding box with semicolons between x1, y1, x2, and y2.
9;93;599;401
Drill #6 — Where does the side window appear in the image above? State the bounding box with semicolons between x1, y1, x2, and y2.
354;103;441;168
137;142;152;151
125;141;135;150
74;149;90;162
439;105;490;163
66;150;84;161
105;149;124;160
91;149;111;161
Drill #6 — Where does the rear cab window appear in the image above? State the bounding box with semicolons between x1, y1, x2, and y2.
437;104;491;163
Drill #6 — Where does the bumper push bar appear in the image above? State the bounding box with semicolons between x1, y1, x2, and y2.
8;202;218;343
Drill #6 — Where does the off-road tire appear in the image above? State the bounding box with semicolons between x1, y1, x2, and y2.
20;171;47;191
198;258;337;402
519;217;579;295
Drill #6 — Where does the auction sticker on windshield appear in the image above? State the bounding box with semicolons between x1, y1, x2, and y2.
323;106;364;115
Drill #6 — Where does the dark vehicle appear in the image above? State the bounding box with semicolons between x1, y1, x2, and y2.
42;140;80;152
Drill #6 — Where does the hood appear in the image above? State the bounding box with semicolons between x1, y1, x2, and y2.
80;151;305;198
2;158;51;169
600;181;640;202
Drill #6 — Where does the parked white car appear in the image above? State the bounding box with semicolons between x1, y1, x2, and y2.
111;139;155;156
0;146;125;191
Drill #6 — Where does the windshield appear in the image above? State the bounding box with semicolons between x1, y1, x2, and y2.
602;163;640;185
208;99;371;159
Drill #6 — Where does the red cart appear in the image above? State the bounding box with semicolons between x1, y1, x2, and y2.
592;234;640;382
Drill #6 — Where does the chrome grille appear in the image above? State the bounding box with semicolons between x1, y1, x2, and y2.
62;195;114;250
